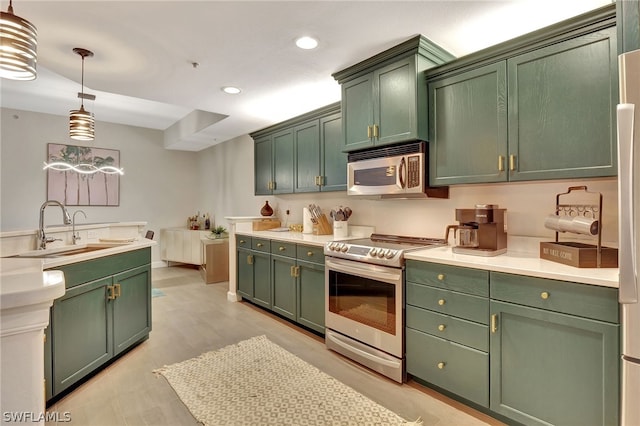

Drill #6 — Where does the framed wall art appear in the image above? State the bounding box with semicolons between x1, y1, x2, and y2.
46;143;121;206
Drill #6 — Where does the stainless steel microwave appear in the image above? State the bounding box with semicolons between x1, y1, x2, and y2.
347;142;448;199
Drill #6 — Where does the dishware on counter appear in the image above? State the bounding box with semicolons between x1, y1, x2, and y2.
543;214;599;235
446;204;507;256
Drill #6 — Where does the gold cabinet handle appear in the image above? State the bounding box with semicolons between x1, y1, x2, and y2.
257;243;263;248
437;362;446;370
107;285;116;300
279;246;286;251
367;125;372;139
437;273;445;281
247;254;253;265
509;154;516;171
498;155;505;171
373;124;379;138
290;265;296;277
437;324;446;332
491;314;498;333
541;291;550;300
239;239;246;245
438;299;446;306
114;283;121;298
307;251;314;257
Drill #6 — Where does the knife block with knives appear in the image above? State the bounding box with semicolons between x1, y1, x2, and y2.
308;204;333;235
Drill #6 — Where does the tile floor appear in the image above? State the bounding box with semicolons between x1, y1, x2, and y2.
45;265;503;426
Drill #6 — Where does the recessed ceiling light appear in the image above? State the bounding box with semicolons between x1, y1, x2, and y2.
222;86;241;94
295;36;318;50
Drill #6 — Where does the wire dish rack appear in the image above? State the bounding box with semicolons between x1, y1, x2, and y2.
539;186;618;268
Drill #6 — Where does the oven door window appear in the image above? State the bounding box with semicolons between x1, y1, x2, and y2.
327;270;396;335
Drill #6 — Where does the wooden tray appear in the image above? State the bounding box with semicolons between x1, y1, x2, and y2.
539;241;618;268
252;219;281;231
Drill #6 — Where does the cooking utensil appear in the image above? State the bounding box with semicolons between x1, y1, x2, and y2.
344;207;352;220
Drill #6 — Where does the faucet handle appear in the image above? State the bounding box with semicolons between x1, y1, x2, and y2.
45;236;62;244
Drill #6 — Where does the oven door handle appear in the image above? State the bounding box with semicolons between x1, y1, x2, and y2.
326;331;402;369
325;258;401;284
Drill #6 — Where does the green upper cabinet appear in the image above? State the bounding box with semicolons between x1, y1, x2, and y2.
426;4;617;185
252;102;346;195
507;26;618;181
429;62;508;185
333;35;455;152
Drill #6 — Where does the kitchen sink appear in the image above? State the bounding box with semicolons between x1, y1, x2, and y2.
7;243;125;259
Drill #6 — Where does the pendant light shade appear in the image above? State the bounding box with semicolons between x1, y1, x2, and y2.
69;47;94;141
0;0;37;80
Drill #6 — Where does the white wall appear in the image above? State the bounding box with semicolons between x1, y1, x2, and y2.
1;107;619;261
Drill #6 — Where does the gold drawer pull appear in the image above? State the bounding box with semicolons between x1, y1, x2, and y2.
307;251;314;257
279;246;286;251
438;299;446;306
437;324;446;332
541;291;550;300
257;243;263;248
239;240;246;244
437;274;445;281
437;362;446;370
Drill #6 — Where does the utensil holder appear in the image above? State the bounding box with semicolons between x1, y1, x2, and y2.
333;221;348;238
313;214;333;235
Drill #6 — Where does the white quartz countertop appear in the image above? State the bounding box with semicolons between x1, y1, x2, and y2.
235;225;372;248
405;242;619;288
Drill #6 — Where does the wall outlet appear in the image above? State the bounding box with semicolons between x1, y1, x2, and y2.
87;230;98;240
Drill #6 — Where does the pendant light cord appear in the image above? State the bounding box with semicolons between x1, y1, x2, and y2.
80;54;85;109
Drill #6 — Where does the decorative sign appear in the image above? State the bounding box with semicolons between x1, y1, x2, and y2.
46;143;120;206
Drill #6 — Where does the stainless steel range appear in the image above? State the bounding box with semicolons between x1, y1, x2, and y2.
324;234;445;382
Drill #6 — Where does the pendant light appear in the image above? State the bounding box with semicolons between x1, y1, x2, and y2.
0;0;37;80
69;47;95;141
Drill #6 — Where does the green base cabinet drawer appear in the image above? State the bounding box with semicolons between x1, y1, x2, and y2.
490;272;619;323
406;260;489;296
406;328;489;407
297;244;325;265
236;235;251;248
490;300;619;426
407;282;489;324
252;238;271;253
406;305;488;351
271;241;296;257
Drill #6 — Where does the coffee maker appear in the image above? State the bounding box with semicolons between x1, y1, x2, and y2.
445;204;507;256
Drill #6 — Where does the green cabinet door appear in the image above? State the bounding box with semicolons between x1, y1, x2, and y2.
271;254;297;320
273;128;294;194
254;135;273;195
428;62;508;185
294;120;321;193
507;26;617;181
112;265;151;356
375;56;420;146
342;73;375;151
320;112;347;191
490;300;620;426
237;247;254;299
297;259;325;333
252;250;272;309
51;276;113;395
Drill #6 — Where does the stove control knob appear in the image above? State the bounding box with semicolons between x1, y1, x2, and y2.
378;249;387;258
327;243;334;250
340;244;349;252
385;250;396;259
369;248;377;257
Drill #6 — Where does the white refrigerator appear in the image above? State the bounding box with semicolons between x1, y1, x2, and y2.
617;48;640;426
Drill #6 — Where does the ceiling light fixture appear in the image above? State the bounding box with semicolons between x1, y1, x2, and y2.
295;36;318;50
222;86;241;95
69;47;95;141
0;0;37;80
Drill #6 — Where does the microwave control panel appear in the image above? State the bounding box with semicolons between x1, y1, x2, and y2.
407;155;421;188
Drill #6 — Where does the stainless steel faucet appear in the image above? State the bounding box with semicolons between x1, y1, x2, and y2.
38;200;72;249
72;210;87;245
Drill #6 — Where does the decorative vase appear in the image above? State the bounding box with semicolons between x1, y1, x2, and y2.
260;201;273;216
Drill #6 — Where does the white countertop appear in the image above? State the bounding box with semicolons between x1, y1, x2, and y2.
405;239;619;288
235;225;373;247
0;221;147;238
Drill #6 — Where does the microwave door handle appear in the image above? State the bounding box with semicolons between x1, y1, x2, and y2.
617;104;638;303
399;157;406;189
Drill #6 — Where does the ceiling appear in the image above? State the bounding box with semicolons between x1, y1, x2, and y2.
0;0;612;151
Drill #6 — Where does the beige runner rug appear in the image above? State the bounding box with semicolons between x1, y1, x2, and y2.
154;335;420;425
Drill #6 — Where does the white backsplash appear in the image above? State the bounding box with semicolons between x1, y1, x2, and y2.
260;177;618;245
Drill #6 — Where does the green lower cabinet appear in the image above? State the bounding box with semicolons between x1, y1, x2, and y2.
237;247;254;299
46;248;152;401
272;254;297;320
406;328;489;407
51;276;113;396
237;247;272;309
489;300;620;426
296;259;325;333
